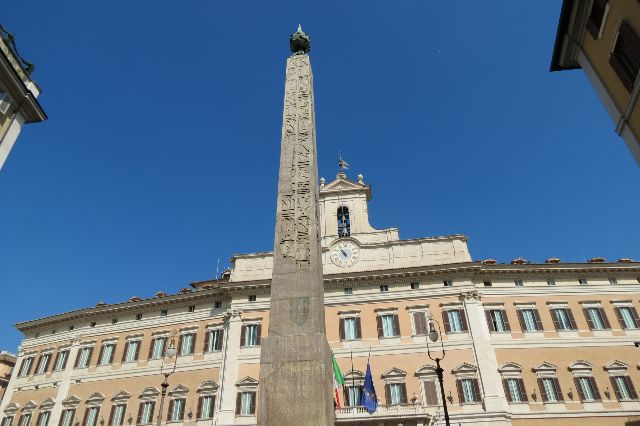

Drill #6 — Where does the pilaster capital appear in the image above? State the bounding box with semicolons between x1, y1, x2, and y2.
224;308;243;323
459;290;482;303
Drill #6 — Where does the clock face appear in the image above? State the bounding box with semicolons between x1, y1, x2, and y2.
330;241;360;267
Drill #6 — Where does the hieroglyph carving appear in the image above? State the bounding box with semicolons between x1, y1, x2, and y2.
279;55;317;270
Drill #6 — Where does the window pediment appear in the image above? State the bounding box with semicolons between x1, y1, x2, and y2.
3;403;19;414
111;390;131;402
532;362;557;374
62;395;80;407
451;363;477;375
498;363;523;374
22;401;37;411
168;384;189;396
604;360;628;372
40;399;55;410
415;365;437;377
568;360;593;373
140;387;160;399
236;376;259;388
86;393;105;405
197;381;219;394
381;367;407;379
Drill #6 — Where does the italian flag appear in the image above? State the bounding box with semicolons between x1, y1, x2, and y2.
332;353;345;409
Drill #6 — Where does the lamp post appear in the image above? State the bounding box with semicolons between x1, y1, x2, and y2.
426;318;450;426
156;337;178;426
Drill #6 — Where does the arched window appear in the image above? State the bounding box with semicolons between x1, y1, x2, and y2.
337;206;350;237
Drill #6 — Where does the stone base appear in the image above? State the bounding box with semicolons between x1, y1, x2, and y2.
258;333;335;426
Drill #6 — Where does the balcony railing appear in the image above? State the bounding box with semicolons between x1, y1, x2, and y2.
335;404;432;422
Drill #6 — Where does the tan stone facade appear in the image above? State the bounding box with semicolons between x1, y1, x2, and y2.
0;352;16;403
2;175;640;426
551;0;640;166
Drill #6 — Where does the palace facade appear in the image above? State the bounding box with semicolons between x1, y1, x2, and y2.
1;171;640;426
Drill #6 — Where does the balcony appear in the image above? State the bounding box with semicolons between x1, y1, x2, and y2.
335;404;432;423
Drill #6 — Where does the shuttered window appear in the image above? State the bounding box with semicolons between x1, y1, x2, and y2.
377;314;400;338
137;402;155;425
122;341;140;363
59;409;75;426
167;399;185;422
551;308;576;331
205;329;224;352
98;344;116;366
241;324;262;347
83;407;99;426
611;376;638;401
1;417;13;426
583;307;610;330
17;356;34;377
456;378;480;403
340;317;361;341
423;381;438;406
502;378;527;403
586;0;607;38
538;377;563;402
442;309;467;333
17;414;31;426
384;383;407;405
36;412;50;426
574;377;601;401
197;396;215;419
615;306;640;329
412;312;428;335
149;338;167;359
485;310;510;332
109;405;126;426
35;353;52;375
610;21;640;92
235;392;256;415
53;350;69;372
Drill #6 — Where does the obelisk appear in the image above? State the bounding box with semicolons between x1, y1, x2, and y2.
257;27;335;425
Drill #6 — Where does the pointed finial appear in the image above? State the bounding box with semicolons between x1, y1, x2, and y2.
290;25;310;55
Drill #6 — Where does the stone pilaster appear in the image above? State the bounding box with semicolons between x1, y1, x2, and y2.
214;309;243;426
460;290;511;424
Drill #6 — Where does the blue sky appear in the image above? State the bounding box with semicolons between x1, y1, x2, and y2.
1;1;638;351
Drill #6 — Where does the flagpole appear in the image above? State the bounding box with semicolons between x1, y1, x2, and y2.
350;349;356;426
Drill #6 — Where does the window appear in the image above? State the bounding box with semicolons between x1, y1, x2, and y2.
615;306;639;329
586;0;607;38
111;318;118;324
483;281;492;287
84;407;100;426
248;295;256;302
443;280;452;287
60;410;75;426
379;285;389;292
135;314;143;320
214;301;222;309
423;381;439;406
457;378;480;403
197;396;215;420
343;385;363;406
160;310;168;317
149;337;167;360
547;279;556;286
122;340;140;363
0;90;11;115
610;21;640;92
236;392;256;415
485;310;510;332
110;404;126;426
611;376;638;401
241;324;261;347
517;308;543;332
35;411;50;426
574;376;601;402
98;343;116;365
205;329;224;352
179;333;196;356
137;402;155;425
17;356;34;377
17;414;31;426
385;383;407;405
442;309;467;333
188;306;195;312
53;350;69;372
35;352;52;375
412;311;428;336
377;313;400;338
538;377;563;402
514;280;523;287
168;399;185;422
579;278;588;285
583;307;611;330
551;308;576;331
343;288;353;295
340;317;361;341
410;282;419;290
503;378;527;403
1;417;13;426
337;206;350;237
609;277;618;285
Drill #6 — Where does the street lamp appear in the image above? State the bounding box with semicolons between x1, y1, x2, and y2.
156;337;178;426
425;318;450;426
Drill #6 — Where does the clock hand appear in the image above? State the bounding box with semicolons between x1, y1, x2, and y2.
340;249;348;256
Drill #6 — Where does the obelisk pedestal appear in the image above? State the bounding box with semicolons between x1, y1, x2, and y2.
257;28;335;426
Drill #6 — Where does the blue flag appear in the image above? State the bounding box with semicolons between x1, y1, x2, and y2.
361;362;378;414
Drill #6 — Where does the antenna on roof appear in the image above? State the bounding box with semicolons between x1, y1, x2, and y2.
216;257;220;282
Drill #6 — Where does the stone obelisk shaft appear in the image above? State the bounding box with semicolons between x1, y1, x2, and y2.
257;52;334;425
